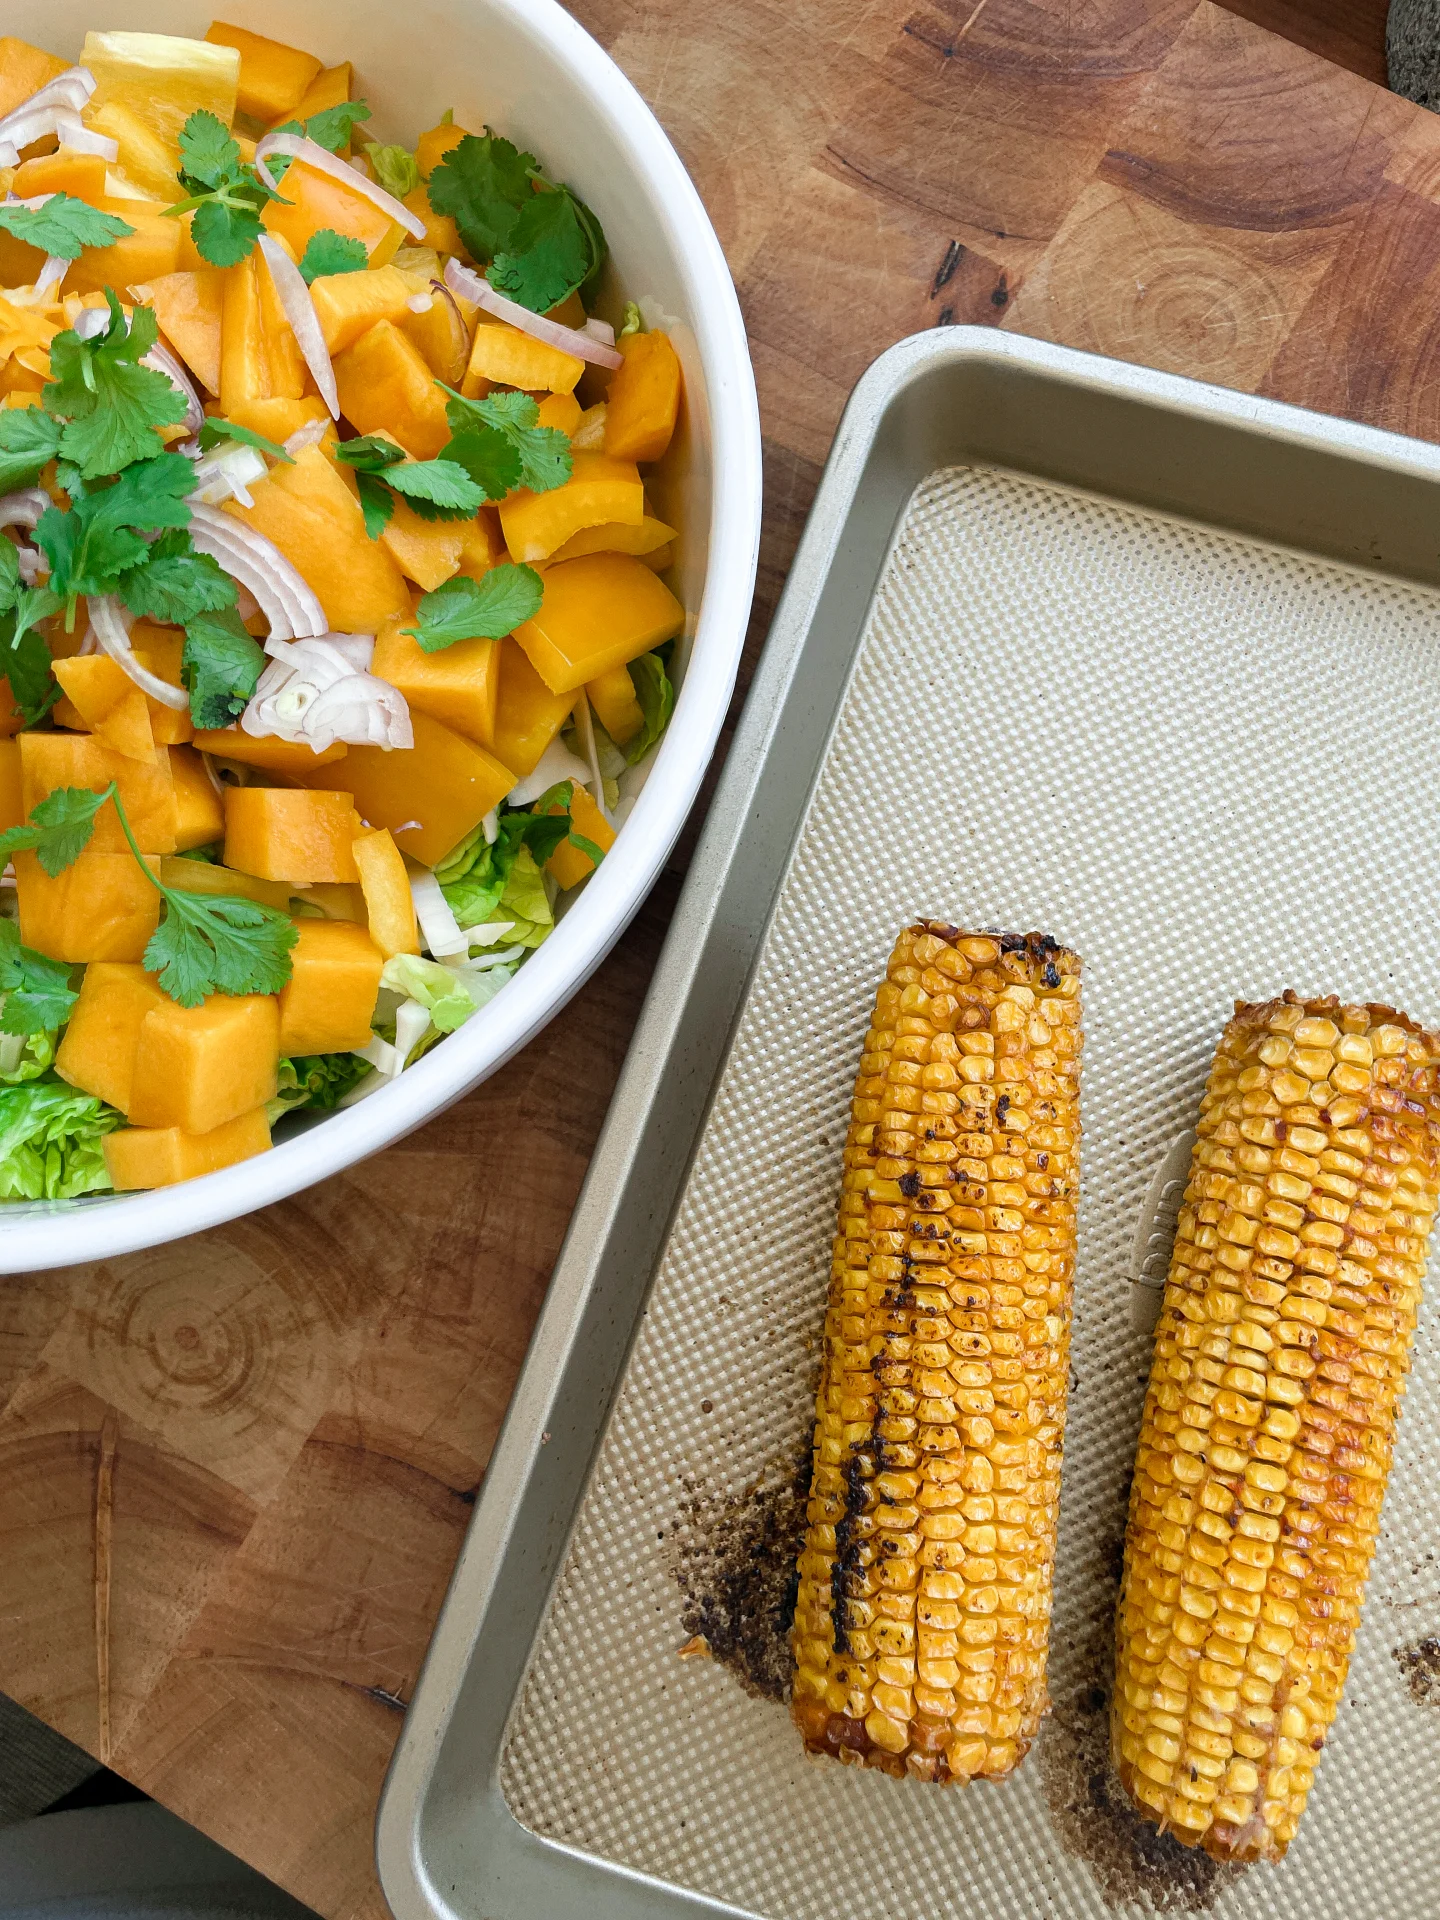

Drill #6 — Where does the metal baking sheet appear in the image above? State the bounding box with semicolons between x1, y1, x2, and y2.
377;328;1440;1920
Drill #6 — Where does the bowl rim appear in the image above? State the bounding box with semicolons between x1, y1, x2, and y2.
1;0;762;1274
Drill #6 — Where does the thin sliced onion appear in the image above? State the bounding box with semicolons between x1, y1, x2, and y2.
34;254;67;298
0;489;51;532
267;631;373;672
53;111;117;161
188;442;268;508
3;68;95;125
258;234;338;420
245;636;410;752
571;691;609;818
142;337;204;434
583;316;616;346
443;258;622;369
88;594;189;710
252;132;426;239
283;415;330;457
15;546;42;585
406;291;434;313
410;869;469;957
72;304;111;341
187;503;326;640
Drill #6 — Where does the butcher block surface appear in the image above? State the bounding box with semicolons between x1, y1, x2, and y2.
1;3;1430;1915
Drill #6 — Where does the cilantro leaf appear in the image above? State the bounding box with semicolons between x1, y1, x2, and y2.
438;425;520;502
303;99;372;154
198;415;292;463
442;387;571;494
0;194;134;262
363;142;418;198
120;528;238;625
623;650;674;765
0;408;62;493
0;783;113;877
0;921;77;1034
190;198;265;269
355;471;394;539
0;537;18;613
384;457;485;520
176;110;242;190
427;131;537;260
44;295;186;480
298;228;368;284
333;435;408;473
490;186;594;313
404;565;543;652
182;606;265;729
0;586;64;727
145;889;298;1007
36;454;195;602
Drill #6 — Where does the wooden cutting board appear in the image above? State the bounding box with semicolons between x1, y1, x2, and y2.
1;3;1432;1915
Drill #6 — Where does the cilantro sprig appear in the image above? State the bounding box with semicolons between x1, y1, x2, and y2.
269;99;372;157
166;110;289;268
35;451;195;607
0;535;62;729
181;607;266;728
437;387;572;501
298;229;367;284
334;434;487;536
0;920;78;1035
198;415;292;463
427;131;606;312
0;785;297;1007
0;194;135;261
403;565;543;652
41;294;187;481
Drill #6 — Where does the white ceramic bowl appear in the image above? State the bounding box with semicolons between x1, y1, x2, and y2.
0;0;761;1272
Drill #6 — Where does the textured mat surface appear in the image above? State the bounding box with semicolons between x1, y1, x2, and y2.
501;466;1440;1918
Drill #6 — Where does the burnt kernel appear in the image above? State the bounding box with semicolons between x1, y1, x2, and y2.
898;1171;921;1197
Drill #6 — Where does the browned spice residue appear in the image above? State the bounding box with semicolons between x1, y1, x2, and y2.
666;1443;812;1702
1395;1636;1440;1706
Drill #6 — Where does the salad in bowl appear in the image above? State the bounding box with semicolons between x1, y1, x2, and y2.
0;18;699;1202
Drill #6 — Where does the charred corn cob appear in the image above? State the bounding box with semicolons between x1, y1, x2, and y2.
791;924;1082;1782
1115;994;1440;1862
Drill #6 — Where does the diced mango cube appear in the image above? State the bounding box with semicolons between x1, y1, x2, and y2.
224;787;361;885
81;32;241;199
269;64;351;134
379;497;469;592
220;247;304;416
0;38;68;120
586;662;645;747
297;712;513;868
0;738;20;833
351;828;419;959
223;395;331;445
205;22;322;121
278;919;384;1054
549;513;676;566
191;728;348;777
262;159;402;266
16;848;162;963
20;732;177;853
158;856;292;913
105;1107;272;1189
399;278;469;383
13;152;111;201
545;781;616;891
333;320;451;459
499;453;643;565
168;747;226;852
52;656;156;762
128;992;280;1133
65;199;186;299
311;265;415;355
492;637;574;777
132;270;224;397
372;617;499;747
536;393;583;436
55;963;169;1112
512;554;684;695
415;118;471;178
462;318;582;399
604;330;682;464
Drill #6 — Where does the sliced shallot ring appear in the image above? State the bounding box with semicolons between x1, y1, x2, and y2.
88;593;190;710
583;316;616;346
257;234;339;419
252;132;426;239
0;488;52;532
444;257;622;369
0;68;95;127
52;110;117;161
187;502;326;640
283;416;330;456
34;254;67;298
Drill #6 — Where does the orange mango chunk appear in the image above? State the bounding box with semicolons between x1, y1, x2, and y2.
291;881;365;922
169;747;226;851
262;159;402;266
399;276;470;386
415;118;471;178
536;392;583;436
545;781;616;891
66;201;186;299
220;246;305;416
158;856;292;913
223;395;330;444
549;513;676;566
129;991;280;1133
351;828;419;958
373;616;499;747
0;38;67;120
462;318;582;399
20;732;177;853
191;727;348;777
269;63;352;134
52;656;156;762
512;554;684;696
604;330;682;464
586;662;645;747
492;637;574;777
55;963;169;1112
205;22;322;121
278;919;384;1054
13;151;109;200
298;711;513;868
311;264;414;355
105;1106;272;1190
334;320;451;459
129;625;194;746
224;786;362;885
132;269;225;396
379;497;470;593
401;182;461;257
223;443;411;633
499;453;643;565
0;737;20;833
15;848;162;963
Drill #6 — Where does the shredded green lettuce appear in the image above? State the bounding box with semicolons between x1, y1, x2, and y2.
269;1052;373;1121
379;954;516;1031
439;810;568;933
0;1027;57;1084
0;1076;122;1201
625;651;674;765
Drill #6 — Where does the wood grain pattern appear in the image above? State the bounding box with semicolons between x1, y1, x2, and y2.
3;3;1436;1915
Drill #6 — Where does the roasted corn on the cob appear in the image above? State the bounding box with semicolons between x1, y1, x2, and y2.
791;923;1082;1782
1115;994;1440;1861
